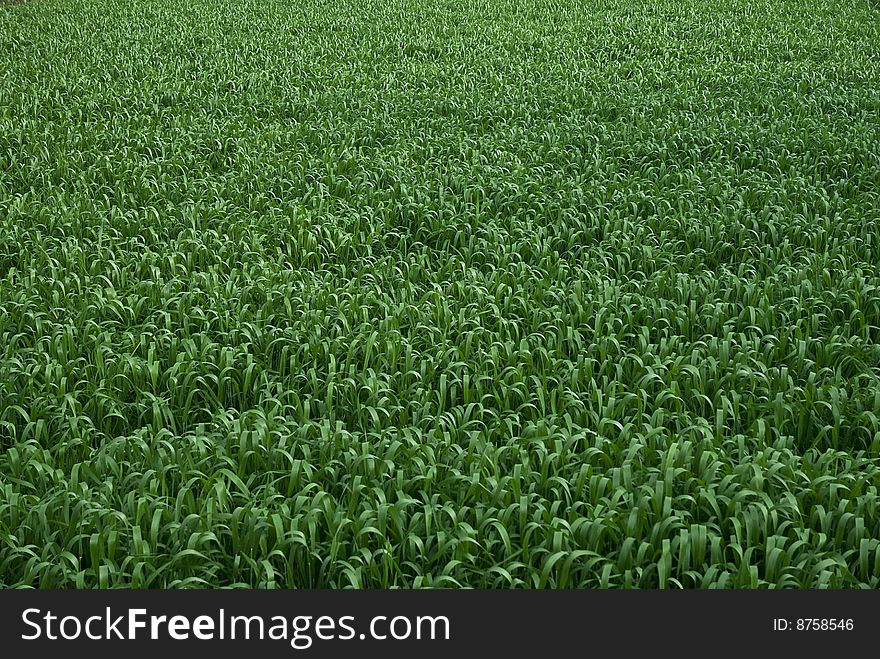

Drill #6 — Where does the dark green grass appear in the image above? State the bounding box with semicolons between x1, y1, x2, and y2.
1;0;879;587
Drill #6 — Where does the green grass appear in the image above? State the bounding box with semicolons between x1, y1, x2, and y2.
1;0;879;588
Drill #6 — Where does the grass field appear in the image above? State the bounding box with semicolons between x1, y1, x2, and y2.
1;0;879;588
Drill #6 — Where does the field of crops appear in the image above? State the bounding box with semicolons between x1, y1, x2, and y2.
2;0;880;588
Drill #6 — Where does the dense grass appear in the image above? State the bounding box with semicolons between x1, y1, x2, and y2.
1;0;879;588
